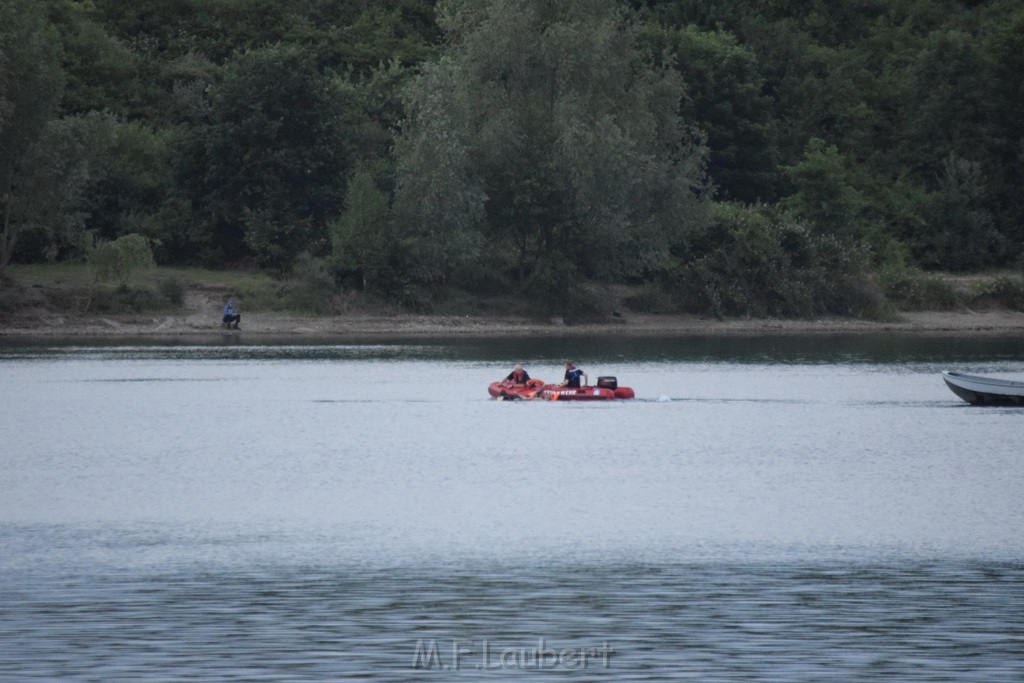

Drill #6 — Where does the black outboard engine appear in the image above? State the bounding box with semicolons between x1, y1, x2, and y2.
596;376;617;390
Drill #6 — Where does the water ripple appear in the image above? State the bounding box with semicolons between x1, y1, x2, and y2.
2;562;1022;681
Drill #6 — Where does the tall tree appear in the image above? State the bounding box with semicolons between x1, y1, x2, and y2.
638;23;779;203
782;138;867;238
0;0;64;277
984;4;1024;252
393;58;486;287
331;168;402;293
394;0;709;304
195;44;357;269
6;113;121;266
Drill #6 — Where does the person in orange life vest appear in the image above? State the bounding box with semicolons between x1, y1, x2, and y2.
504;364;531;385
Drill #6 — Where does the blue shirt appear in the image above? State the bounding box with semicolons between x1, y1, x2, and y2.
564;368;583;388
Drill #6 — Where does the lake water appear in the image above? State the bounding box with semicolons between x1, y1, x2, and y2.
1;335;1023;680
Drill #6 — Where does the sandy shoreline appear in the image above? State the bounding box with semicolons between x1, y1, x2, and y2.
2;309;1023;341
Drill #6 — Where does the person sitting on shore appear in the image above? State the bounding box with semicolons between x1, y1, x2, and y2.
222;300;241;330
504;364;530;385
561;362;587;388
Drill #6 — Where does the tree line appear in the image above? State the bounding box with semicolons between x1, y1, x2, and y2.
2;0;1022;315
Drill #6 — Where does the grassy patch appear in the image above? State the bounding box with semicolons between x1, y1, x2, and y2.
9;263;274;291
6;263;95;286
5;263;284;315
155;266;276;292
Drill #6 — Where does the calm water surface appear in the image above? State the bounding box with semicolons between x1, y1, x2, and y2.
1;335;1023;680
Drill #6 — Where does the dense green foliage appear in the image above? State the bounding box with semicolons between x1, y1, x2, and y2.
87;233;156;285
660;203;883;318
0;0;65;275
2;0;1022;315
633;0;1024;272
390;0;709;308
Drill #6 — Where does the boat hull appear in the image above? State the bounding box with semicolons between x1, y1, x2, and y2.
489;381;634;401
942;371;1024;405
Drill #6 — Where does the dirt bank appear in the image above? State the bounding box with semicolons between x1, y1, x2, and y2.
2;307;1023;340
4;263;1023;341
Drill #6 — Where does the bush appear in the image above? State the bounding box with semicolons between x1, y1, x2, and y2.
523;258;574;313
662;204;886;318
523;258;606;315
88;234;155;285
275;253;341;313
87;285;163;313
450;255;515;298
158;277;186;306
0;281;39;317
877;263;962;311
969;277;1024;311
622;284;678;314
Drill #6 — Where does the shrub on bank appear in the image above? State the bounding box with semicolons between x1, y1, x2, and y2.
622;284;678;314
877;263;962;311
87;234;156;286
49;284;171;313
273;253;343;314
523;257;609;315
158;277;186;306
970;277;1024;311
657;204;886;318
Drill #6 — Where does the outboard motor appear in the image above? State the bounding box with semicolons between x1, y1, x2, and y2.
597;376;617;390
